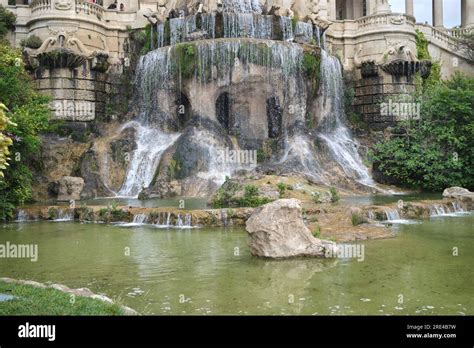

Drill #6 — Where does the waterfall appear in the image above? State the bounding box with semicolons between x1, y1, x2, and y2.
15;210;28;222
295;21;313;43
202;14;216;39
133;213;148;224
222;0;262;13
452;201;465;213
170;16;197;45
54;209;74;222
118;121;180;197
280;16;294;41
385;209;401;221
317;50;374;186
156;23;165;48
223;13;273;39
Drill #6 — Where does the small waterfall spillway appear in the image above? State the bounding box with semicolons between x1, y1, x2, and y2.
112;6;375;198
316;51;374;186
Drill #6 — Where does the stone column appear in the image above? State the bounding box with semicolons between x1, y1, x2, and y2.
461;0;474;28
346;0;354;19
353;0;365;18
405;0;414;16
432;0;444;27
328;0;337;20
367;0;377;15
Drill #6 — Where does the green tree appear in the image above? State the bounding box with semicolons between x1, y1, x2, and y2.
0;41;51;220
372;73;474;192
0;103;14;178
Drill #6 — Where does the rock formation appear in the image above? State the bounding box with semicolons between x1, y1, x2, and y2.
246;199;338;258
57;176;85;201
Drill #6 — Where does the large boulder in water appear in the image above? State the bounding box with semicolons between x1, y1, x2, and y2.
246;199;338;258
443;187;474;209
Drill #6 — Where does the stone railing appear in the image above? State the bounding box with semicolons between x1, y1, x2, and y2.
428;25;458;47
30;0;104;22
75;0;104;20
446;27;471;38
31;0;52;14
356;13;416;31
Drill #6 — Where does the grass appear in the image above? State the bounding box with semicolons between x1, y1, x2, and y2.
0;281;125;315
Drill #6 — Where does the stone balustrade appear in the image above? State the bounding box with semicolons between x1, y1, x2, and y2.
356;13;416;31
30;0;105;23
446;27;471;39
75;0;104;20
31;0;52;14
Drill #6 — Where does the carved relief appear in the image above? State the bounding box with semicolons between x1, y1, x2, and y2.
53;0;73;10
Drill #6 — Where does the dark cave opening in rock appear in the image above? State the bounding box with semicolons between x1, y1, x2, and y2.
176;92;191;128
267;96;282;138
216;92;232;132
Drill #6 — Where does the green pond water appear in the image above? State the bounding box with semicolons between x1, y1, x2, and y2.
0;214;473;315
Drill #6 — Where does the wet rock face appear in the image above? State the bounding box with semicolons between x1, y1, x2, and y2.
245;199;337;258
443;187;474;209
57;176;85;201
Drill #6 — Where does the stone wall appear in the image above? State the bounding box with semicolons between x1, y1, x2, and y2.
353;67;416;130
35;65;109;121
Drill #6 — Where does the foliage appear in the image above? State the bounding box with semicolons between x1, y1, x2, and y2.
371;73;474;191
312;191;322;203
303;53;321;95
20;35;43;49
312;225;321;238
415;29;430;60
455;30;474;62
351;212;366;226
0;41;52;220
239;184;271;207
0;103;14;178
329;187;339;203
175;43;196;80
0;6;16;39
211;180;272;208
277;182;286;198
415;29;441;89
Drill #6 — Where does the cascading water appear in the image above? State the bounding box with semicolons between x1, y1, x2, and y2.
15;210;28;222
170;16;197;45
118;121;180;197
317;50;374;186
223;13;273;39
385;209;401;221
295;21;314;43
222;0;262;13
280;16;294;41
54;209;74;222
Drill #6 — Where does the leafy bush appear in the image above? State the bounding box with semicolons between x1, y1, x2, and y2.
20;35;43;49
303;52;321;95
0;6;16;39
277;182;286;198
312;225;321;238
0;42;51;220
351;213;366;226
329;187;339;203
371;73;474;191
